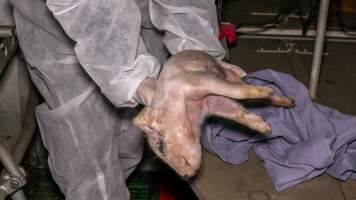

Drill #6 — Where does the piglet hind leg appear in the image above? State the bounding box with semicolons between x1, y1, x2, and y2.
186;74;274;134
201;75;274;100
204;95;272;134
241;95;295;108
270;95;295;107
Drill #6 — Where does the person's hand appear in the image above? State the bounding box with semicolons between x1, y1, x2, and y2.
134;77;156;106
134;50;293;178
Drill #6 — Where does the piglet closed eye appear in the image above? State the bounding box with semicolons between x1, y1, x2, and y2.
134;50;294;178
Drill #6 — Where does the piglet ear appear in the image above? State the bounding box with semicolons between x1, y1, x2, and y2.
133;107;156;134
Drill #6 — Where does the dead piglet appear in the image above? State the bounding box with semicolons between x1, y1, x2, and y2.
134;50;294;178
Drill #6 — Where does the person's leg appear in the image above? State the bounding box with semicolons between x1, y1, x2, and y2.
12;1;144;199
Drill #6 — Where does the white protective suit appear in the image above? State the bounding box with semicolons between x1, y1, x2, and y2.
9;0;225;199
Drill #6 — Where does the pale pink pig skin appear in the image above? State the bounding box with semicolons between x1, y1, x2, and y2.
134;50;294;178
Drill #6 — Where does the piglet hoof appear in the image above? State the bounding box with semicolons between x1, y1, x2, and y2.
271;96;295;108
244;113;272;134
256;121;272;135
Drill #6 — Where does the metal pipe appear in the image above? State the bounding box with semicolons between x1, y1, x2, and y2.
11;87;39;165
0;145;22;178
0;27;13;38
0;145;26;199
0;38;19;76
236;27;356;39
237;34;356;43
8;65;39;200
309;0;330;99
0;57;38;200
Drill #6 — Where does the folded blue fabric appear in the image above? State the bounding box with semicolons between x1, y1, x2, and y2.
201;69;356;191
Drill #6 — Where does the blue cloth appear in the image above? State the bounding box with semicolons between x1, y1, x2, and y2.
201;69;356;191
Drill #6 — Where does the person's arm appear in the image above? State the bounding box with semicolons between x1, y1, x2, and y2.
46;0;160;107
149;0;247;79
149;0;226;59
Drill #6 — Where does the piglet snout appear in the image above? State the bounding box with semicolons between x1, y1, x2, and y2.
176;156;201;179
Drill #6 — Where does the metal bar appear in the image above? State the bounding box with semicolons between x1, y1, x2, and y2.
0;145;26;199
8;67;39;200
0;57;38;200
0;27;13;38
0;37;19;76
237;34;356;43
250;12;309;19
236;27;356;38
11;85;39;165
0;145;22;178
309;0;330;99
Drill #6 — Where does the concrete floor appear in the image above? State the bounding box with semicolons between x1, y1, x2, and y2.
229;39;356;114
190;1;356;199
190;38;356;200
221;0;356;115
